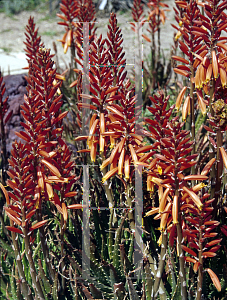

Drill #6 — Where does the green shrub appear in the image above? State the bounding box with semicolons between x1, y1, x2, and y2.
2;0;43;14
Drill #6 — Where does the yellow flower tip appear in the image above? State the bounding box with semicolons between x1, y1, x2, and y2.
199;204;203;211
102;177;107;184
179;21;183;27
175;31;182;41
158;166;162;175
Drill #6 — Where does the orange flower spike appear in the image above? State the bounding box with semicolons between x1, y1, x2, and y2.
175;86;187;111
182;95;190;121
159;187;170;213
220;147;227;169
160;202;171;231
182;186;203;210
118;148;125;176
172;195;179;224
212;51;218;79
124;155;130;180
201;157;216;175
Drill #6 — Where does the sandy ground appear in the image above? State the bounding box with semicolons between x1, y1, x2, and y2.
0;0;176;75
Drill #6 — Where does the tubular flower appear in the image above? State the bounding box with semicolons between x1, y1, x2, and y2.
175;86;187;110
182;186;203;210
172;195;178;224
102;167;118;183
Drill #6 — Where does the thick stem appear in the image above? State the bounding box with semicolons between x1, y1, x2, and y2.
11;230;33;300
152;231;167;299
37;207;55;283
22;226;45;300
0;104;7;185
60;214;66;292
190;66;195;175
196;217;203;300
176;221;187;300
209;77;216;198
126;184;166;300
174;143;187;299
157;1;161;62
151;28;156;89
214;129;223;216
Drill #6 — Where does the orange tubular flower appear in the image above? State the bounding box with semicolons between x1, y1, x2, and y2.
160;202;172;231
206;269;221;292
220;147;227;169
172;195;179;224
159;187;171;213
201;158;216;176
206;64;213;83
219;67;227;88
175;86;187;110
182;186;203;210
118;148;125;176
196;92;207;115
102;167;118;183
182;95;190;121
212;51;218;79
124;155;130;180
